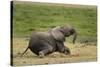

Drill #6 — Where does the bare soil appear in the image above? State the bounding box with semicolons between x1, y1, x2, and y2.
12;38;97;66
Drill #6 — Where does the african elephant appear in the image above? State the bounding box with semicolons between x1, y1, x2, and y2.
21;25;77;58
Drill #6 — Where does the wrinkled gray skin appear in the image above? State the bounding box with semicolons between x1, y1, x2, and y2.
21;25;77;58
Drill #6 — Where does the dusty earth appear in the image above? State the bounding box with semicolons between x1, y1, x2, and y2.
12;38;97;66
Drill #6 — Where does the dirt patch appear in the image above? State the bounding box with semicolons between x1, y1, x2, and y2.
12;38;97;66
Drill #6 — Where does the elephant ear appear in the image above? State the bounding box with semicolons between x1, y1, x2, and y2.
51;26;65;42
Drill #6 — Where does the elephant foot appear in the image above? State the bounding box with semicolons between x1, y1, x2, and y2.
39;51;44;58
65;49;70;55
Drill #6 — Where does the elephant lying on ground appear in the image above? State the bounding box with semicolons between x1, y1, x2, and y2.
21;25;77;58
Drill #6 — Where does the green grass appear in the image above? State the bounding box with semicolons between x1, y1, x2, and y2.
12;1;97;43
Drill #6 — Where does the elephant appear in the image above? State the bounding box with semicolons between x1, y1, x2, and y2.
21;25;77;58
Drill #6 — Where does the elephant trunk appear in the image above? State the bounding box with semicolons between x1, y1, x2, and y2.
72;31;77;44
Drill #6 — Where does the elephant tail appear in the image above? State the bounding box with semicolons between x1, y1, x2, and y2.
21;46;29;57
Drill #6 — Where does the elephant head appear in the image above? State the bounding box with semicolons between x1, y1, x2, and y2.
50;25;77;44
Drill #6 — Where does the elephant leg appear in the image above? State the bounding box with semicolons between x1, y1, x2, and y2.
39;49;48;58
39;46;53;58
56;42;65;53
64;47;70;55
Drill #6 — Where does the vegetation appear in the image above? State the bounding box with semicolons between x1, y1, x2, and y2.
13;1;97;43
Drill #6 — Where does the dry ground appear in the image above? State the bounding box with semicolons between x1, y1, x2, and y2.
12;38;97;66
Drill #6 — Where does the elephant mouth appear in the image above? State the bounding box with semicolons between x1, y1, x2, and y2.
65;34;70;37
